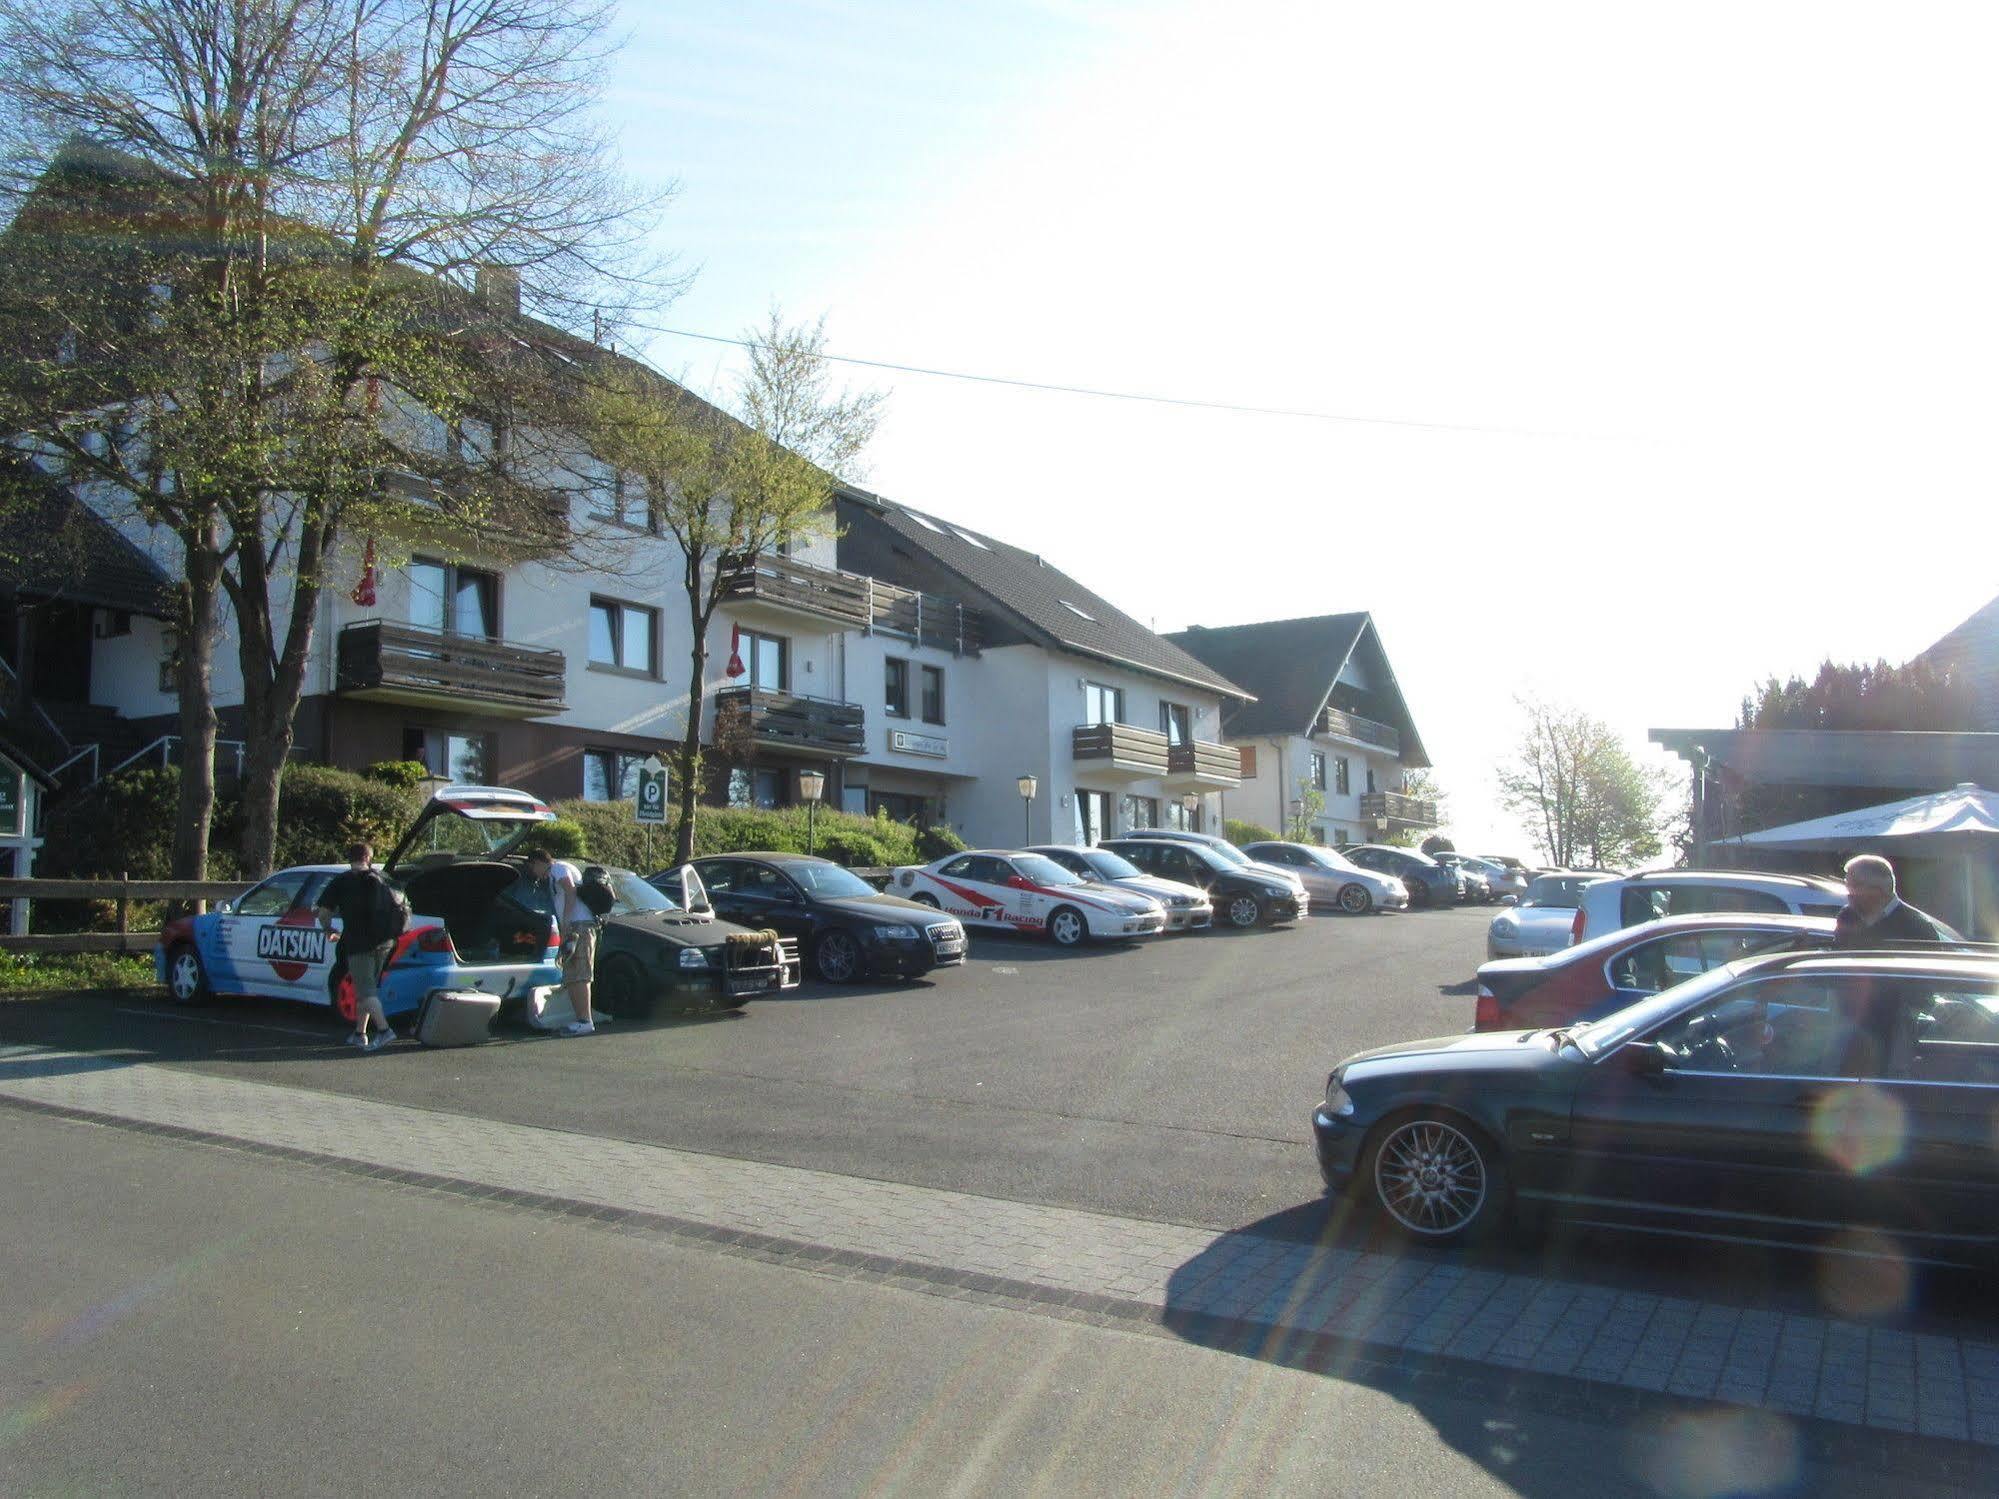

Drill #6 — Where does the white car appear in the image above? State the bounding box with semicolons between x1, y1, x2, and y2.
1024;844;1213;930
1485;871;1615;958
890;850;1168;946
1240;842;1409;914
1572;869;1849;945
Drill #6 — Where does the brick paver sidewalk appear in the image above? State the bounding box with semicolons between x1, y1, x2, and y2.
3;1043;1994;1447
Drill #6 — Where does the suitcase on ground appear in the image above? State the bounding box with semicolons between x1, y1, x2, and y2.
414;988;500;1048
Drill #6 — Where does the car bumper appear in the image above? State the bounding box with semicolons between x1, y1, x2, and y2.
1109;912;1168;937
1312;1106;1368;1193
865;935;961;977
1268;895;1307;922
1166;905;1213;931
1379;889;1410;910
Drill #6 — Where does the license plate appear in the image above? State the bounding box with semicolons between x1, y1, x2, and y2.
726;971;776;996
934;940;964;956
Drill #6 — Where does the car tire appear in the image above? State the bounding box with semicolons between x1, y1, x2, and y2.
1223;894;1263;930
814;929;864;983
909;892;941;909
1407;883;1431;909
1047;906;1087;947
1364;1111;1508;1246
165;942;210;1005
1337;884;1372;915
598;954;653;1018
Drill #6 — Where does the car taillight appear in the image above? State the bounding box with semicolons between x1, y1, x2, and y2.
1570;908;1586;945
1474;987;1500;1032
416;926;455;957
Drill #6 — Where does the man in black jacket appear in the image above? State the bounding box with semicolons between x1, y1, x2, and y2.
1832;854;1946;948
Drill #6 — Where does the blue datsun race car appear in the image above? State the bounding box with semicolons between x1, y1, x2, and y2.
155;785;566;1021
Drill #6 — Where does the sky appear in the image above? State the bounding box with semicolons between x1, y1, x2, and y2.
600;0;1997;852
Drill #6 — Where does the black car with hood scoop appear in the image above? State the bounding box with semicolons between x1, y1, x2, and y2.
689;853;967;983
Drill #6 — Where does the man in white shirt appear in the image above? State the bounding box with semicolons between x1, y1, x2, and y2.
522;847;601;1036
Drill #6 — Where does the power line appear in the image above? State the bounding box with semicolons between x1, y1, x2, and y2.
624;320;1580;437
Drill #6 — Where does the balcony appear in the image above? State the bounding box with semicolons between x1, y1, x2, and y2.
335;620;566;717
717;553;984;655
1316;706;1400;755
714;686;866;757
1360;790;1439;831
1071;722;1170;783
1163;739;1242;792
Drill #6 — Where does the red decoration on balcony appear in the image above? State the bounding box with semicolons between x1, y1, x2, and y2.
351;536;378;607
725;621;745;678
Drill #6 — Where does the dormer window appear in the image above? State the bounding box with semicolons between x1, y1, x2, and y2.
1060;601;1095;622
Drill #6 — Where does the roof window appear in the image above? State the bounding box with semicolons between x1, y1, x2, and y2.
1060;601;1096;622
951;528;991;550
908;512;947;535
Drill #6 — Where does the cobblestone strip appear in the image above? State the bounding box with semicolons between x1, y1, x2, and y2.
0;1046;1986;1450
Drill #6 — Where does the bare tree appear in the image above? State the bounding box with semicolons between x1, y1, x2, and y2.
581;313;883;865
0;0;672;876
1495;697;1670;869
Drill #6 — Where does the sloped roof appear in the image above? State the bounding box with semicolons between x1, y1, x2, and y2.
842;490;1252;701
1919;593;1999;730
1168;611;1431;766
0;457;174;617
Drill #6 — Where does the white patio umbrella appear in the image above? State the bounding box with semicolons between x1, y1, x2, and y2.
1727;782;1999;933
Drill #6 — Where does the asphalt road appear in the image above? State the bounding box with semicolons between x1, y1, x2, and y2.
7;1108;1974;1499
3;903;1990;1338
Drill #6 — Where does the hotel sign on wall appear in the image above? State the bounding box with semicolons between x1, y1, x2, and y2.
889;730;947;758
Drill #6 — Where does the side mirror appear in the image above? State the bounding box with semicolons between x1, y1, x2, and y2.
1500;894;1517;906
1619;1041;1672;1076
214;899;234;915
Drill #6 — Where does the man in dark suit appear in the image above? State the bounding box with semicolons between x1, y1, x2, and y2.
1832;854;1946;948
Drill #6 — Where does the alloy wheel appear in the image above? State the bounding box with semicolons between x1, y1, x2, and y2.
1373;1118;1488;1237
167;947;204;1004
1338;884;1371;914
1226;895;1262;929
816;931;861;982
1048;908;1085;947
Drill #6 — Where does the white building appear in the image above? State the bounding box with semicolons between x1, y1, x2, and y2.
1166;613;1435;846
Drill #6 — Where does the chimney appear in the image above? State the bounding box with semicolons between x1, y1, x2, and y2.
475;266;521;318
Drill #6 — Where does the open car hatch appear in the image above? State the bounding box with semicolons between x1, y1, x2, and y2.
385;784;557;875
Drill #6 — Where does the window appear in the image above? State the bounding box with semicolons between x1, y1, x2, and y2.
1082;682;1122;726
1238;745;1257;779
588;463;655;533
1122;794;1158;830
1893;983;1999;1084
1160;702;1191;746
588;598;658;674
403;728;492;783
582;749;646;802
410;558;498;639
1167;799;1198;832
1309;752;1327;791
1609;929;1800;995
1650;976;1872;1079
885;658;909;718
1060;601;1096;622
920;665;945;725
727;767;785;809
741;630;787;692
1365;765;1377;795
237;872;308;917
1074;790;1111;845
1335;757;1351;796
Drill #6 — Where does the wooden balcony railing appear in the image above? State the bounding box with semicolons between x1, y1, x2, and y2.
1316;706;1400;755
336;620;566;716
1360;791;1439;828
1166;739;1243;787
1071;722;1170;776
714;686;866;757
717;553;985;655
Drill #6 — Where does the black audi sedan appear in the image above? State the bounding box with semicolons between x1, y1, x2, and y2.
1314;948;1999;1263
1100;837;1303;929
688;853;967;984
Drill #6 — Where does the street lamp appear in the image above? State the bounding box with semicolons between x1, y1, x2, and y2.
1017;774;1037;845
798;767;826;857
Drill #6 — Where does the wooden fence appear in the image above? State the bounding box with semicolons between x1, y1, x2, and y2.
0;878;254;953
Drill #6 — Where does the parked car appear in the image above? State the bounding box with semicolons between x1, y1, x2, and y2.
1431;853;1495;903
1474;913;1838;1031
1486;872;1616;958
1312;947;1999;1260
1478;854;1530;877
1337;845;1457;908
160;782;572;1021
889;850;1167;945
1240;841;1408;914
1448;855;1529;903
1025;845;1212;930
1115;828;1309;900
1571;869;1855;945
1102;837;1307;928
689;852;967;983
570;864;801;1015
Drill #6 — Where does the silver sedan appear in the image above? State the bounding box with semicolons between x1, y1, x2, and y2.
1485;872;1613;958
1240;842;1409;914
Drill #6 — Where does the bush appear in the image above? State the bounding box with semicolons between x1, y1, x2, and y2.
248;763;421;870
1224;817;1277;846
359;759;431;791
547;800;928;871
916;823;967;861
39;766;189;882
0;950;154;992
533;818;590;859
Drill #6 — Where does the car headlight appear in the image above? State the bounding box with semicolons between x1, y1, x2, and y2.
1493;917;1516;934
874;923;918;940
677;947;712;970
1324;1072;1355;1117
1262;882;1292;897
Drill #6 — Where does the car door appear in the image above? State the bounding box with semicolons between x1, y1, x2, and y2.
1851;978;1999;1255
701;859;784;929
1552;974;1867;1235
217;871;320;1002
929;854;1009;926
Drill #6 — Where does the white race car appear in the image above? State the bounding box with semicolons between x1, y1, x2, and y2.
889;850;1168;946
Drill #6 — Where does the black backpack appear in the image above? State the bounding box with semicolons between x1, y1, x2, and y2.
352;870;410;945
577;866;615;919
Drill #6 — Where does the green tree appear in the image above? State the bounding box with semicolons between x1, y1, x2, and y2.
1496;697;1671;869
1286;779;1325;842
580;313;882;866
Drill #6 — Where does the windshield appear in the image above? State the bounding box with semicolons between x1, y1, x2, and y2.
1013;854;1083;886
788;863;877;899
1297;846;1358;873
1522;876;1594;907
1571;959;1753;1057
609;868;681;914
1208;841;1251;866
1082;849;1143;880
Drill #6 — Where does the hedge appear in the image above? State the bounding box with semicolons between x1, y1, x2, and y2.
549;800;950;873
1223;817;1278;846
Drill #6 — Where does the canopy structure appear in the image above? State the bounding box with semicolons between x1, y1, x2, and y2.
1728;783;1999;934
